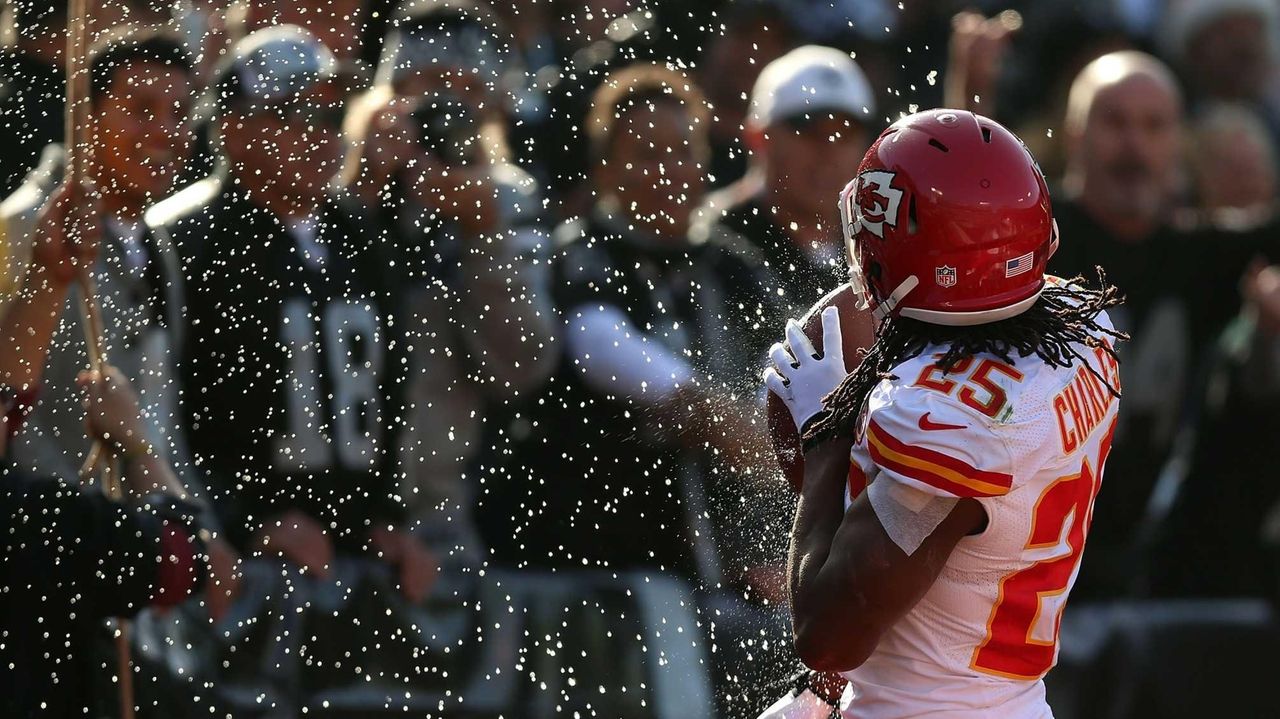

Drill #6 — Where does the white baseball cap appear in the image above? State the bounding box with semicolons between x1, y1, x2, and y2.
747;45;875;129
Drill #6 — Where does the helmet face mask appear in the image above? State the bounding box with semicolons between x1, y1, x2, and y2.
838;176;872;313
838;170;923;323
837;109;1057;328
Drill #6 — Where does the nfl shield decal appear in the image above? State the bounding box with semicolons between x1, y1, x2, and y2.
935;265;957;287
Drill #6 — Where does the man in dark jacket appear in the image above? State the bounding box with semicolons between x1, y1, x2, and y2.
479;63;783;582
145;27;438;713
1050;51;1280;599
148;27;432;580
477;65;794;716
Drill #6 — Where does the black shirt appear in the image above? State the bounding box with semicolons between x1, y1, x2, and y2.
149;178;409;552
1050;197;1277;598
0;461;199;718
712;195;848;318
476;208;783;578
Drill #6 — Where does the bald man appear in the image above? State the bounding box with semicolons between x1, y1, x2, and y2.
1061;51;1184;241
1050;51;1280;600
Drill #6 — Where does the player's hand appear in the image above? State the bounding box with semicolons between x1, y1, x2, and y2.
77;365;149;457
945;10;1017;111
1243;262;1280;334
31;180;100;286
411;155;499;236
763;307;849;435
369;526;439;604
253;510;333;579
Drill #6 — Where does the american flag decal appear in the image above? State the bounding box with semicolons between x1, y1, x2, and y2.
1005;251;1034;278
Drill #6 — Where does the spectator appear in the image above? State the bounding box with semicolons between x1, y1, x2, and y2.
1143;105;1280;599
341;77;557;564
0;181;223;719
2;25;200;506
477;62;791;713
1189;103;1277;212
696;0;796;187
225;0;367;61
518;0;665;211
1059;51;1183;245
0;0;66;197
0;0;173;198
375;0;509;114
1052;50;1279;599
701;45;875;316
1161;0;1277;109
147;23;437;608
478;62;781;575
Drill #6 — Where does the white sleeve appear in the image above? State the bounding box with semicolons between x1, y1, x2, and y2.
860;384;1015;555
564;303;696;403
864;386;1016;500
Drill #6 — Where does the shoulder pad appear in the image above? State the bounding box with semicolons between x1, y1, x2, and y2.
1;142;63;222
866;382;1016;499
0;145;63;285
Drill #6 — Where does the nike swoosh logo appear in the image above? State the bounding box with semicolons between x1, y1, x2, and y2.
918;412;966;431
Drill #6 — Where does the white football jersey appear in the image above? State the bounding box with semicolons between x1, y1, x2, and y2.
839;309;1121;719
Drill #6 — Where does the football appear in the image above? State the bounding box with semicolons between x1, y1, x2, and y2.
766;283;876;492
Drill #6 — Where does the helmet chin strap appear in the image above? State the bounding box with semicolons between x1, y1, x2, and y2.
873;275;919;323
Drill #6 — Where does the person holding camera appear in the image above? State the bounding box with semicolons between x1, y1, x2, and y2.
341;0;556;566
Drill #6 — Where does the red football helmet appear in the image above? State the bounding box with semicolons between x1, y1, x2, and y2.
838;109;1058;326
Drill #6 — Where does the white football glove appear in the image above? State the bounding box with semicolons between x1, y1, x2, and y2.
763;306;848;434
756;687;839;719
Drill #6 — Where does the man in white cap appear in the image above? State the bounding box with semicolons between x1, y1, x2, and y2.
700;45;876;317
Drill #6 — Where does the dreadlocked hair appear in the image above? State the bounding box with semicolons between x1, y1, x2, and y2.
803;271;1128;449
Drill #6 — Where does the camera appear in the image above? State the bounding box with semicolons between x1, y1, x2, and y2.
412;94;476;166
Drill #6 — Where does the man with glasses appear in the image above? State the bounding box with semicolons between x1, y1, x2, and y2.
145;30;437;708
701;46;878;317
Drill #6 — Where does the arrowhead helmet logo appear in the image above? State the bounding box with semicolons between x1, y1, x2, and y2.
856;170;904;239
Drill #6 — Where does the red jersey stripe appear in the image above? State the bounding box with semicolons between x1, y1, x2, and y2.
867;419;1013;498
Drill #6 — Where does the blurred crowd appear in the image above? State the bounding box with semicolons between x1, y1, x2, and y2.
3;0;1280;717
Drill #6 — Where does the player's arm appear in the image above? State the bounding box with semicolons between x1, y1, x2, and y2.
788;437;985;672
766;308;995;672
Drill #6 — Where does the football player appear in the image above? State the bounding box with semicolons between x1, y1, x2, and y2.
763;109;1125;717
